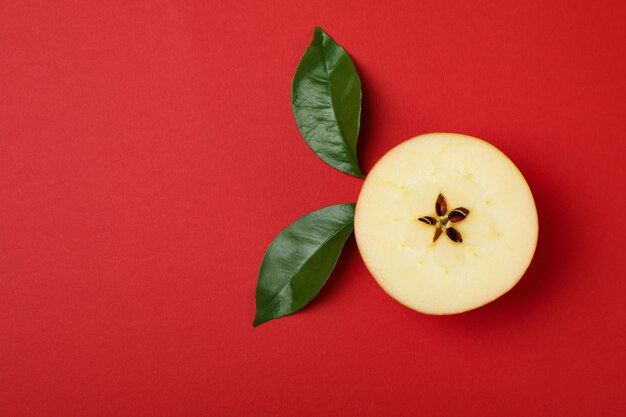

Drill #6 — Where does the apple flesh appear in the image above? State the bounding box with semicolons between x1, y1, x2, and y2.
354;133;538;314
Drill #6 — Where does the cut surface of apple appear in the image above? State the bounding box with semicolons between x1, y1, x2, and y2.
354;133;538;314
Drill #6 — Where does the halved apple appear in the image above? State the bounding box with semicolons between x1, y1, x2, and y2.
354;133;538;314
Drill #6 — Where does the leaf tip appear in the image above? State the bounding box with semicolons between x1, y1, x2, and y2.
252;314;266;328
313;26;326;40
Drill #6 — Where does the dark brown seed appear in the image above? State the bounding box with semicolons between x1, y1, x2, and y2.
446;227;463;243
433;228;443;242
448;207;470;222
418;216;437;225
436;193;447;216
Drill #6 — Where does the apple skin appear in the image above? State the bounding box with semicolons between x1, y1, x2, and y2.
354;133;538;315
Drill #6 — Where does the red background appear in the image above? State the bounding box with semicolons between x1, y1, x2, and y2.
1;1;625;416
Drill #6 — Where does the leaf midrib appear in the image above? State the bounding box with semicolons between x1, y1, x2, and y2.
319;34;361;176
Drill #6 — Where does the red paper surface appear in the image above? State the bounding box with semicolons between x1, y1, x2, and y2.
1;1;625;416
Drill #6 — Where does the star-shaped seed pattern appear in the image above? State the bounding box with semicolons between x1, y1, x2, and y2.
418;194;470;243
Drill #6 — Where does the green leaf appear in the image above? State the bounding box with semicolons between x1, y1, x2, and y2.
291;27;364;178
254;203;355;327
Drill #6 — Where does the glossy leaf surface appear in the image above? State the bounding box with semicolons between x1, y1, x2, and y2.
291;27;363;177
253;203;355;326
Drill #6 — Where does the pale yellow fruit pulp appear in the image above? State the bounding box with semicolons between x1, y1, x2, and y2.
354;133;538;314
